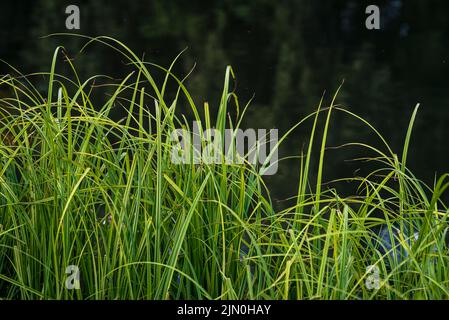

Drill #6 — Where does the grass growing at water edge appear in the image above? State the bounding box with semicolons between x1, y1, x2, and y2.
0;36;448;299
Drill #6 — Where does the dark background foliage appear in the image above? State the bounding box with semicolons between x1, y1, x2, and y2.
1;0;448;206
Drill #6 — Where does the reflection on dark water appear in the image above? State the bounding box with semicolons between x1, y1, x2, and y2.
1;1;448;207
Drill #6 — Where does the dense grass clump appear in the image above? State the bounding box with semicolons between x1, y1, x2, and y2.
0;37;448;299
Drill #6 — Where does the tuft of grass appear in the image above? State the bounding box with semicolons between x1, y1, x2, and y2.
0;36;448;299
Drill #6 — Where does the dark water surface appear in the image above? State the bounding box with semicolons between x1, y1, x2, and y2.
1;1;448;206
